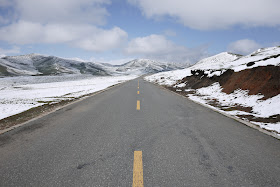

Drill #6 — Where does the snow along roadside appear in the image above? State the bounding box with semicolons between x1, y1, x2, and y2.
0;75;138;134
186;83;280;136
145;79;280;140
0;75;138;120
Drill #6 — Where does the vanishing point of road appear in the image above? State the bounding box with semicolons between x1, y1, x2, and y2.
0;78;280;186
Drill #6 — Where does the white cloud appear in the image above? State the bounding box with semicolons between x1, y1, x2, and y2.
128;0;280;30
0;46;20;55
5;0;110;25
74;27;128;52
0;21;127;52
124;34;208;63
163;29;176;37
228;39;261;55
0;0;129;52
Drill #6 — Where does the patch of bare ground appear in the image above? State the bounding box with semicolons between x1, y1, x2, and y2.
221;105;252;113
237;114;280;124
178;65;280;100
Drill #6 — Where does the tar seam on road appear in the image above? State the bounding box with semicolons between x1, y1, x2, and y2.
133;151;144;187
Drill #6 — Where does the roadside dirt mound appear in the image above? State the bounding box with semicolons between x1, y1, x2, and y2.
179;65;280;99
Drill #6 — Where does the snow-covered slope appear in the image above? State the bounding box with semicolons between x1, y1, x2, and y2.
144;52;239;85
0;54;184;77
146;47;280;85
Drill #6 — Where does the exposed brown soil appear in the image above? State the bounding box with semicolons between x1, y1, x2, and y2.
179;65;280;100
237;114;280;124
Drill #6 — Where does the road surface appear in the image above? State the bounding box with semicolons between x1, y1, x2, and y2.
0;78;280;186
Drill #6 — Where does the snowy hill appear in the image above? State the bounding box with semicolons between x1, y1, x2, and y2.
0;54;184;77
144;52;241;86
146;47;280;85
193;52;241;70
145;46;280;137
191;47;280;76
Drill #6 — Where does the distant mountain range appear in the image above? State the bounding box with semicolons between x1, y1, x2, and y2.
0;54;186;77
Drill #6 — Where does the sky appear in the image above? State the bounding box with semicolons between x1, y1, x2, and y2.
0;0;280;64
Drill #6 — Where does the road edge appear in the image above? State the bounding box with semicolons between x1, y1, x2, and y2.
144;79;280;140
0;78;137;135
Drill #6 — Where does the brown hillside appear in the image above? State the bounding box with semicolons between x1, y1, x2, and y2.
179;65;280;99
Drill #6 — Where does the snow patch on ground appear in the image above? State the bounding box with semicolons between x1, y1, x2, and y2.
189;83;280;118
174;83;186;88
186;83;280;134
253;122;280;133
0;75;137;120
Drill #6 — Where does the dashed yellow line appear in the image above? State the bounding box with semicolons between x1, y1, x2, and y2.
137;100;140;110
137;91;140;94
133;151;144;187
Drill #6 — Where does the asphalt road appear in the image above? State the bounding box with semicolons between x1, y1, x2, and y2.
0;78;280;187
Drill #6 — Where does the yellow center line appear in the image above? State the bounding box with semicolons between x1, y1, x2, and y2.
136;100;140;110
133;151;144;187
137;91;140;94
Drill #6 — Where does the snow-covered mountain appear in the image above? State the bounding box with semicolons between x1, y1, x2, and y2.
0;54;185;77
114;59;186;75
0;54;108;76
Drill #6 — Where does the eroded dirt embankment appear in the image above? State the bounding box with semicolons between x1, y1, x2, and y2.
178;65;280;100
